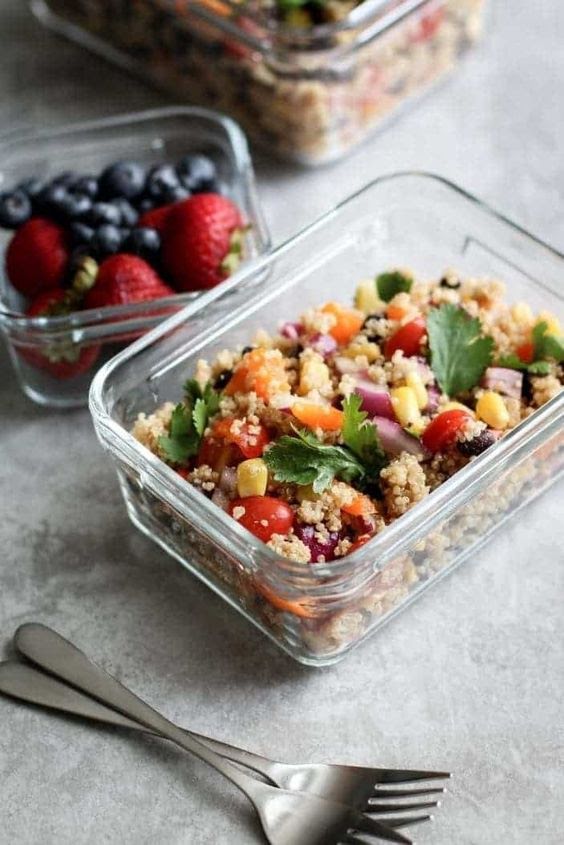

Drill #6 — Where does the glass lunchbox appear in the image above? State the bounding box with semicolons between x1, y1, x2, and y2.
89;173;564;666
31;0;487;165
0;107;270;408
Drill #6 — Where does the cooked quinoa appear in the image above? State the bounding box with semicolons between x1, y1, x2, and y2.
133;269;563;566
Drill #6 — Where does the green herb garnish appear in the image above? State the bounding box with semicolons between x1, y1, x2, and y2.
495;355;551;376
532;321;564;363
342;394;387;478
427;304;494;396
159;381;220;465
376;271;413;303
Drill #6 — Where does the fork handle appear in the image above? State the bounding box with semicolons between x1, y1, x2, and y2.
14;624;265;799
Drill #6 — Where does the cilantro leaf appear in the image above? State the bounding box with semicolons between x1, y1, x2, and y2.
158;404;200;465
532;321;564;363
263;427;365;494
427;304;494;396
192;398;209;437
376;271;413;303
342;394;387;477
496;354;551;376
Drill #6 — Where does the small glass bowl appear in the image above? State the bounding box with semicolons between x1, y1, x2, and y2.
0;106;270;408
90;173;564;666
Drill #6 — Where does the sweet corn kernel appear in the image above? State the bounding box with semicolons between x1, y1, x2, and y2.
536;311;562;336
511;302;534;326
442;401;476;418
354;280;383;315
405;371;428;410
391;386;421;428
476;392;510;430
236;459;268;498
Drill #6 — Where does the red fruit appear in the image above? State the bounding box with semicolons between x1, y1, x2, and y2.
385;317;427;359
229;496;294;543
6;217;70;297
21;288;100;380
138;202;177;233
84;254;175;309
421;409;472;453
516;340;535;364
162;193;244;292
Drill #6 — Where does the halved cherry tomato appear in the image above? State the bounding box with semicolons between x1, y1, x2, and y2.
341;492;377;517
322;302;364;346
291;402;344;431
385;316;426;358
516;340;535;364
213;417;270;459
229;496;294;543
197;436;238;472
421;409;472;453
348;533;374;554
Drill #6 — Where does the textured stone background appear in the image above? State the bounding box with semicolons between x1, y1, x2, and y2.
1;2;563;843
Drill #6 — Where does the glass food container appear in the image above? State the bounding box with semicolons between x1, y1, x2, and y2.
31;0;487;165
0;107;270;408
89;173;564;666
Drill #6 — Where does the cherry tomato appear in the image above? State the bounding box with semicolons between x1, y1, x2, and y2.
348;533;374;554
213;417;270;459
385;317;426;359
230;496;294;543
516;341;535;364
197;436;238;473
421;409;472;453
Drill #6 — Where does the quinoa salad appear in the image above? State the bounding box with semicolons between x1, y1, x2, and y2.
133;269;564;568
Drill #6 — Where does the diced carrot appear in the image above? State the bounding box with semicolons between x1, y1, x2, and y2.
225;348;290;400
341;491;377;517
291;402;344;431
516;340;534;364
224;366;248;395
386;303;408;321
255;580;319;619
322;302;364;345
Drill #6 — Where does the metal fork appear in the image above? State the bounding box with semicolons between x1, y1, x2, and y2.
10;623;426;845
11;623;449;818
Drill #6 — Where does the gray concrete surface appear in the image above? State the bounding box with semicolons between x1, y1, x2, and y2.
1;2;563;843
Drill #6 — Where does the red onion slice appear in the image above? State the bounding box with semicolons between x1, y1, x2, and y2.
482;367;523;399
371;416;429;459
353;379;395;420
425;384;441;413
280;321;302;340
309;333;338;358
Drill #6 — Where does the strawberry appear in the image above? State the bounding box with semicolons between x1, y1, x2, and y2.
138;202;177;233
6;217;70;297
84;254;175;309
162;193;244;292
21;288;100;380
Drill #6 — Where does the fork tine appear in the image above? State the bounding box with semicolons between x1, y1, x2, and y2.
384;814;433;829
373;769;450;784
368;786;446;800
365;800;439;815
351;814;414;842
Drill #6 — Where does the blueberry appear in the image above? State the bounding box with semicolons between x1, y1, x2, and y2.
72;175;98;199
70;221;95;246
123;226;161;258
145;164;180;201
51;171;79;188
0;190;32;228
91;224;124;258
136;197;155;213
17;177;44;200
112;198;139;227
58;191;93;220
36;183;68;215
88;201;122;227
99;161;146;200
161;185;190;204
176;153;217;192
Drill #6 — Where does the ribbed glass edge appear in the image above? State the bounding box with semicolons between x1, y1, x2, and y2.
0;105;271;340
89;172;564;590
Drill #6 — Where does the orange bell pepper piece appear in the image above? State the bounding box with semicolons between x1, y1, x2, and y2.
322;302;364;346
291;402;344;431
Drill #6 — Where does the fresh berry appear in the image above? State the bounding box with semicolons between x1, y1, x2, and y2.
112;198;139;227
162;185;190;204
21;288;100;380
72;176;98;199
18;178;44;201
91;224;125;258
35;183;68;217
145;164;181;202
57;191;93;220
0;190;32;229
84;254;174;308
162;193;244;291
6;217;70;296
88;202;122;227
176;153;217;192
51;171;78;188
70;221;95;246
99;161;146;201
123;227;161;259
138;202;177;233
137;198;155;214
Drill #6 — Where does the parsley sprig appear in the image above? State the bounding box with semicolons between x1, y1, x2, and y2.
264;395;387;493
158;380;220;465
427;304;494;396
